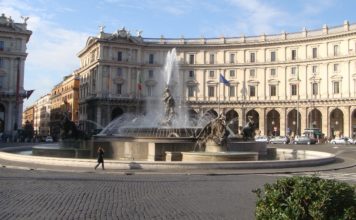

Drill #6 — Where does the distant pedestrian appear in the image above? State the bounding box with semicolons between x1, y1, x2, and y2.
94;146;105;170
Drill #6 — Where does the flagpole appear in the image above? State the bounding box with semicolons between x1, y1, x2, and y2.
136;70;140;115
218;78;220;114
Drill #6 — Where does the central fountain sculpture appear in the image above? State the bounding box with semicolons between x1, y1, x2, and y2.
160;87;176;126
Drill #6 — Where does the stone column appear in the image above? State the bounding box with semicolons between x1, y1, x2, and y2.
300;107;307;134
6;102;13;132
321;107;329;138
9;58;14;92
96;106;101;129
258;108;266;136
280;108;286;136
203;70;206;100
344;106;350;137
18;58;24;91
348;61;351;97
127;68;131;95
97;66;103;96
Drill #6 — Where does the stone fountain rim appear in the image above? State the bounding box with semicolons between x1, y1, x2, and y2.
0;147;336;171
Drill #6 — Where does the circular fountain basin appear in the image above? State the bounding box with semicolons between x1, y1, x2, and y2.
0;146;336;170
181;152;259;161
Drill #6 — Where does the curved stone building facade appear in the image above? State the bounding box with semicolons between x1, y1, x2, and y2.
77;22;356;138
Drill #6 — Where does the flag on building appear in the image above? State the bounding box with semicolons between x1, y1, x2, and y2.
219;74;230;86
25;90;34;99
137;71;143;91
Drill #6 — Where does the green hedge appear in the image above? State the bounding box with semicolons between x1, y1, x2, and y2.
253;176;356;220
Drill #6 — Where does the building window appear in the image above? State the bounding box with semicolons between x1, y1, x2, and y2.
249;85;256;97
229;85;235;97
189;54;195;64
333;63;339;72
312;65;317;74
117;51;122;61
149;54;154;64
333;45;339;56
147;86;153;97
291;49;297;60
291;67;296;76
271;51;276;62
270;68;276;77
189;70;195;78
229;70;235;77
312;47;318;58
312;83;318;95
148;70;154;78
209;53;215;64
117;84;122;95
291;84;297;96
208;86;215;97
117;68;122;77
0;76;3;89
0;58;3;68
333;81;340;94
188;86;194;97
230;53;235;63
249;69;256;77
0;41;4;51
270;85;276;96
250;52;255;63
209;70;214;78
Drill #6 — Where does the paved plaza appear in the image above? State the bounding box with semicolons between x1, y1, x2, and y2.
0;143;355;219
0;168;279;220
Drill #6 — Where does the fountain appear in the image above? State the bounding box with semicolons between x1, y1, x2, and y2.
93;48;268;162
0;48;336;171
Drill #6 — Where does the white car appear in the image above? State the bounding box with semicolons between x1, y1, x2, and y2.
269;136;290;144
255;136;269;143
45;136;53;143
330;137;355;144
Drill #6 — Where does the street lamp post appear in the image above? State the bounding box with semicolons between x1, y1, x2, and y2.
296;66;300;136
271;120;275;136
335;121;339;137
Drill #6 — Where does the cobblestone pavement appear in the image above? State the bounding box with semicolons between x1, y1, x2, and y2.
269;168;356;184
0;168;278;220
0;142;355;219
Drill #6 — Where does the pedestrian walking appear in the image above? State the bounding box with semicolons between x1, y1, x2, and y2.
94;146;105;170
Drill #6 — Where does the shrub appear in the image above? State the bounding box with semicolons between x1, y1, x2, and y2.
253;176;356;220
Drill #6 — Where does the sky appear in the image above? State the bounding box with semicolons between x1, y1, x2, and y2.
1;0;356;108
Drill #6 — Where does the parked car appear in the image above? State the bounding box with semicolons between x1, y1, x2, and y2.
330;137;355;144
269;136;290;144
293;136;317;145
45;136;53;143
255;135;269;143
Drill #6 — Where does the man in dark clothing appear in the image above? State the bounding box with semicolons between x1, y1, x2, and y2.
94;147;105;170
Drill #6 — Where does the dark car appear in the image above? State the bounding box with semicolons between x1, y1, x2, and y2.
269;136;290;144
293;136;317;145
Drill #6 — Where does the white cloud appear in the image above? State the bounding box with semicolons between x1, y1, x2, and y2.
0;1;89;108
227;0;289;35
